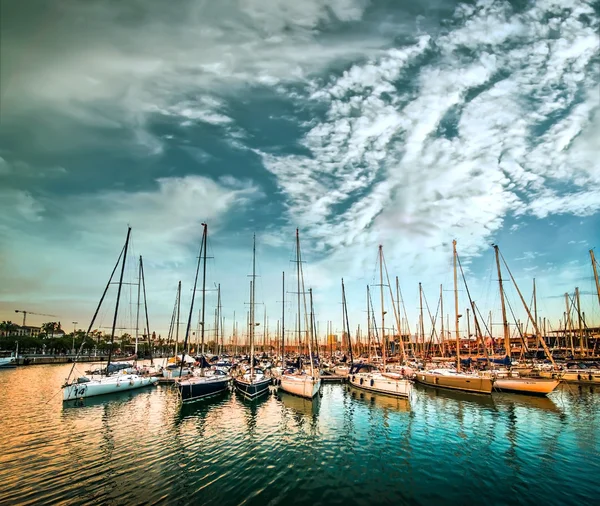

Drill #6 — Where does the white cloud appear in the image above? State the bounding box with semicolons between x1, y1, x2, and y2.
260;0;599;285
1;0;379;154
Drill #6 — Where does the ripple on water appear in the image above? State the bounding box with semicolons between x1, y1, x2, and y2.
1;366;599;505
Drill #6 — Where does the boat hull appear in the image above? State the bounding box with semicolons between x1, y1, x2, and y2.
233;376;271;399
0;357;17;368
494;377;560;396
178;375;231;403
416;372;493;394
62;375;158;401
348;372;411;398
560;370;600;384
279;375;321;399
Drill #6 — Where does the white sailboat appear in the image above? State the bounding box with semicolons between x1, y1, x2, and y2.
62;227;158;401
279;229;321;399
348;248;411;398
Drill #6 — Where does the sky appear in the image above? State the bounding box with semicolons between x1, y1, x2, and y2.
0;0;599;343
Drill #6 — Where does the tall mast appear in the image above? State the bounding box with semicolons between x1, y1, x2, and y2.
296;229;301;361
453;240;461;371
494;245;510;360
106;226;131;375
174;281;181;358
575;287;584;357
179;224;205;378
565;293;574;356
379;245;386;370
533;279;539;350
216;283;221;355
250;234;256;377
498;248;556;368
250;280;254;378
440;284;445;356
590;249;600;310
419;282;425;358
200;223;208;376
135;255;141;356
140;256;153;365
366;285;371;361
342;279;353;365
281;271;285;361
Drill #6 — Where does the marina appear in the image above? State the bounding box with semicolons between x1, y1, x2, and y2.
0;363;599;505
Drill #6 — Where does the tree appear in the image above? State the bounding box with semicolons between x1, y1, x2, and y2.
0;321;19;336
41;322;61;338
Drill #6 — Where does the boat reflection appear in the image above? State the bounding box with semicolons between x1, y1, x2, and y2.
62;388;149;411
277;389;321;418
414;382;497;409
346;385;411;413
493;392;563;414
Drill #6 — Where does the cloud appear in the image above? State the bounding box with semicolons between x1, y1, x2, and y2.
1;0;380;155
0;175;262;310
259;0;599;285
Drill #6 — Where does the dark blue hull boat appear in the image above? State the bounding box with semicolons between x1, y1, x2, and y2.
233;376;271;400
178;374;231;403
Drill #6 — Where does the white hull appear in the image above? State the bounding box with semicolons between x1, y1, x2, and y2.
0;357;17;368
348;372;412;398
63;374;158;401
162;367;192;379
279;374;321;399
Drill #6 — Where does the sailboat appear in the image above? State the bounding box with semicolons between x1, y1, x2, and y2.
62;227;158;401
233;235;272;400
490;245;559;396
415;240;494;394
0;355;17;368
279;229;321;399
176;223;232;403
348;247;412;398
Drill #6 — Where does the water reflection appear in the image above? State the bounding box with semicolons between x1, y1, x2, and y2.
1;365;599;506
346;385;411;413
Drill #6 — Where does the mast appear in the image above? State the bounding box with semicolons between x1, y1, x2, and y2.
498;248;556;368
296;229;301;362
106;226;131;375
533;279;539;350
419;282;425;358
140;256;153;365
250;234;257;377
576;287;584;357
281;271;285;361
200;223;208;376
591;249;600;310
342;279;354;365
453;240;461;372
135;255;141;356
379;245;386;370
440;284;445;357
179;224;205;378
250;280;254;378
174;281;181;357
565;293;574;356
216;283;221;356
366;285;372;361
494;245;511;360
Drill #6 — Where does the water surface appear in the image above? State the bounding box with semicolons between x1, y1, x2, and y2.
0;364;599;505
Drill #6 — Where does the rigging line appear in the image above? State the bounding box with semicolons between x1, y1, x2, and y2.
456;252;490;363
422;289;440;355
504;288;529;353
64;241;126;385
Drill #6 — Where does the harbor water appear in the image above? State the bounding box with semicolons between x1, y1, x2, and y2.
1;364;599;505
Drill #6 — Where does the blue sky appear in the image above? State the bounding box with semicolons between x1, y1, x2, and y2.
1;0;598;341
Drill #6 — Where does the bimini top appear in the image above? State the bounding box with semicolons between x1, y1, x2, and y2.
349;363;377;374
